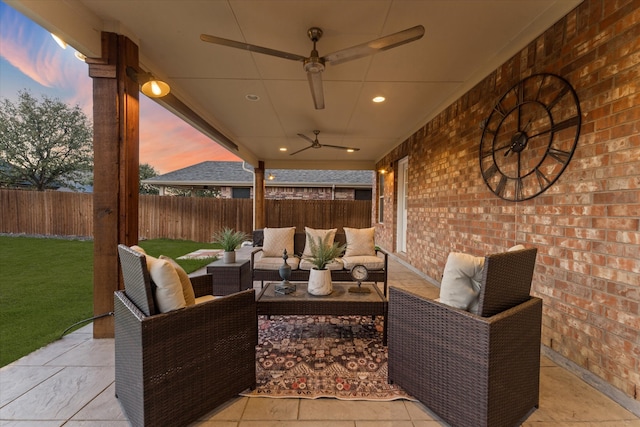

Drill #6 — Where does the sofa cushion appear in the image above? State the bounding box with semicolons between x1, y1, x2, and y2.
159;255;196;306
302;227;338;257
439;252;485;314
299;258;343;271
146;255;187;313
253;251;300;270
195;295;216;304
342;255;384;271
262;226;296;257
344;227;376;257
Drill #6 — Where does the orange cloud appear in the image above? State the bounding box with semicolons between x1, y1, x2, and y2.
0;6;93;114
139;98;239;173
1;3;239;175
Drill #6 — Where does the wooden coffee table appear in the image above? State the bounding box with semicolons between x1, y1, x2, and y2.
256;282;388;344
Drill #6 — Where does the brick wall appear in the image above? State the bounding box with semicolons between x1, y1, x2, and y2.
376;0;639;402
266;187;355;200
218;186;357;200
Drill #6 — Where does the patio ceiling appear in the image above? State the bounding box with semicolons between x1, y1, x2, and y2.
9;0;581;170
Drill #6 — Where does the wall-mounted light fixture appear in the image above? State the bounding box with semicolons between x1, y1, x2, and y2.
126;66;171;98
268;173;275;181
378;163;393;174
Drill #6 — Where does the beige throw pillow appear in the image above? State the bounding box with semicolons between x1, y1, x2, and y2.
439;252;485;314
130;245;146;254
262;227;296;257
302;227;338;257
344;227;376;257
147;255;187;313
159;255;196;306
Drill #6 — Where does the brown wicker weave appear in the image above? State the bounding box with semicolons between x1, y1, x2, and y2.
115;245;257;427
251;230;389;295
388;248;542;427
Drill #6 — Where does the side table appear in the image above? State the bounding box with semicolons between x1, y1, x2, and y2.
206;258;252;295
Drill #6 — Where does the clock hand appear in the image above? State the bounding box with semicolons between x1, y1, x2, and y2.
528;127;552;139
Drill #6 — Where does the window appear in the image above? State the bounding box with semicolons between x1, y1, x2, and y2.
232;187;251;199
378;174;384;223
355;189;372;200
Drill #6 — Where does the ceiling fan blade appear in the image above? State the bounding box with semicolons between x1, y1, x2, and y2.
321;144;361;151
200;34;306;62
289;145;313;156
297;133;316;144
307;71;325;109
323;25;425;66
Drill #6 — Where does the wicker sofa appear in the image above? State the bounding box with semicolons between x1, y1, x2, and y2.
388;247;541;427
251;228;389;295
115;245;257;427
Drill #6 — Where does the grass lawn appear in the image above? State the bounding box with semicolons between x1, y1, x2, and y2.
0;236;218;367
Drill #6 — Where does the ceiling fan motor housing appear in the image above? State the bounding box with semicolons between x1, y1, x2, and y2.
304;56;325;73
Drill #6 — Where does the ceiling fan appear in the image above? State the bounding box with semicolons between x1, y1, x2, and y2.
290;130;359;156
200;25;425;109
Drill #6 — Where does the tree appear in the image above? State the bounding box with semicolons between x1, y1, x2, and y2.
0;90;93;191
139;163;159;195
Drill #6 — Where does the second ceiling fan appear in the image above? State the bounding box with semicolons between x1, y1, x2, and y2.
290;130;359;156
200;25;425;109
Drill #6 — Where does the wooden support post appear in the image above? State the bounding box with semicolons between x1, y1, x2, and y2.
88;32;140;338
254;161;265;229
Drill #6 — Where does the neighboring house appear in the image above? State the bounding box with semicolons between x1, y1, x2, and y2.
143;161;374;200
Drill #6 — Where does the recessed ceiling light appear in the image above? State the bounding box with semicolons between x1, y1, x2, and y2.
372;96;385;103
74;51;86;62
51;33;67;49
347;148;355;153
246;94;260;101
279;147;287;152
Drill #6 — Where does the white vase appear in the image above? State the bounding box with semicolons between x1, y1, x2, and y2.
222;250;236;264
308;268;332;295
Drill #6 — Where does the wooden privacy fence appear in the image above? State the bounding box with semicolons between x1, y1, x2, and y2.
139;194;252;241
0;189;372;242
0;189;94;237
265;199;372;231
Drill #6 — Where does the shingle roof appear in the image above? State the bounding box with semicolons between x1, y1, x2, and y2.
144;161;374;188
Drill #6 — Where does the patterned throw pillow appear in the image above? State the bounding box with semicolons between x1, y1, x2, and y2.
344;227;376;257
262;226;296;257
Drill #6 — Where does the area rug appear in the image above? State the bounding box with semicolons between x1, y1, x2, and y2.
241;315;415;401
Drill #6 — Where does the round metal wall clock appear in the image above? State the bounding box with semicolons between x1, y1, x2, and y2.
479;73;581;201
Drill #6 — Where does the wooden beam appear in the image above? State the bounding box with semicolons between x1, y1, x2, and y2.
88;32;139;338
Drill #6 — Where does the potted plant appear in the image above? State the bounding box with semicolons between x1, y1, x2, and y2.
213;227;248;263
304;232;346;295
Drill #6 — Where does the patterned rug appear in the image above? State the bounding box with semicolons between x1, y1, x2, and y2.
241;315;415;401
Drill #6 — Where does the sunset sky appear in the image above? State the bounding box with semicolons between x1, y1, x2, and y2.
0;3;239;174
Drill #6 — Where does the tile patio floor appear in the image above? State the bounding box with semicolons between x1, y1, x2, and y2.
1;257;639;426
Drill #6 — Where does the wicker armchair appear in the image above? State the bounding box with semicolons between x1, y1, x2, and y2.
115;244;257;427
388;248;541;427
